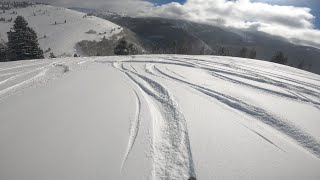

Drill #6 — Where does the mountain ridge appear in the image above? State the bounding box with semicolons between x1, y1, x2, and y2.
74;8;320;75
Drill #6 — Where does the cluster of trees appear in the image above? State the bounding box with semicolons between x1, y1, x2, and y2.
217;47;231;56
269;51;310;70
114;39;138;55
215;46;257;59
149;40;210;55
0;1;36;10
238;47;256;59
0;16;13;22
270;51;287;65
0;16;43;61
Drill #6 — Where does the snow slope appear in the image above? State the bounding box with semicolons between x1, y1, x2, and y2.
0;55;320;180
0;5;122;58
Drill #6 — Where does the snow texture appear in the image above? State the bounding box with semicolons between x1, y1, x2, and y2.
0;55;320;180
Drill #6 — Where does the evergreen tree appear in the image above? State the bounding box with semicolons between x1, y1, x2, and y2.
297;60;304;69
217;47;231;56
238;47;248;58
49;52;56;59
0;42;7;61
128;43;137;55
248;48;256;59
7;16;43;61
114;39;129;55
271;51;287;65
172;41;177;54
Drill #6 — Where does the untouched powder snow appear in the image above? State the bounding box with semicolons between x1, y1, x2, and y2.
0;5;122;58
0;55;320;179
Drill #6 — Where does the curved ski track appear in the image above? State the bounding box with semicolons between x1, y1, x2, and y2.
114;61;196;180
1;56;320;180
110;57;320;164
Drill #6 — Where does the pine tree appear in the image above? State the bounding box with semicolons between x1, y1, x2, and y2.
297;60;304;69
49;52;56;59
0;42;7;61
172;41;177;54
114;39;129;55
248;48;256;59
238;47;248;58
7;16;43;61
128;43;137;55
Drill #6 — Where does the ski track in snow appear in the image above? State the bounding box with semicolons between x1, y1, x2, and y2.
1;55;320;179
0;60;73;99
110;57;320;160
152;64;320;158
121;88;142;171
113;62;196;180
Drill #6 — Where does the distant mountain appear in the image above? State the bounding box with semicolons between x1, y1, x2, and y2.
0;5;123;58
168;20;320;73
73;8;320;75
71;8;212;55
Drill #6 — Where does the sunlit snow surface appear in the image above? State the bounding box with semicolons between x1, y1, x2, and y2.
0;55;320;180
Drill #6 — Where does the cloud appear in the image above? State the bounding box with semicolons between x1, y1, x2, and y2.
138;0;320;49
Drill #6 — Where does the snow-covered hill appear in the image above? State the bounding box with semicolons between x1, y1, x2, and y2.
0;55;320;179
0;5;122;58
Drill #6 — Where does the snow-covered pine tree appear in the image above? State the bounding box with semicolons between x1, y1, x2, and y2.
7;16;43;61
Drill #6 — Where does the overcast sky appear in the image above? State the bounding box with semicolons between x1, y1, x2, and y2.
2;0;320;48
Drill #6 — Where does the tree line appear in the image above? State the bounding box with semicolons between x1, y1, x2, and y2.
0;1;39;10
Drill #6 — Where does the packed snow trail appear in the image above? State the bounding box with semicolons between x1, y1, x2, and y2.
1;55;320;180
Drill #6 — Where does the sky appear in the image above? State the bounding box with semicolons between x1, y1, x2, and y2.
148;0;186;5
252;0;320;29
2;0;320;49
149;0;320;29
